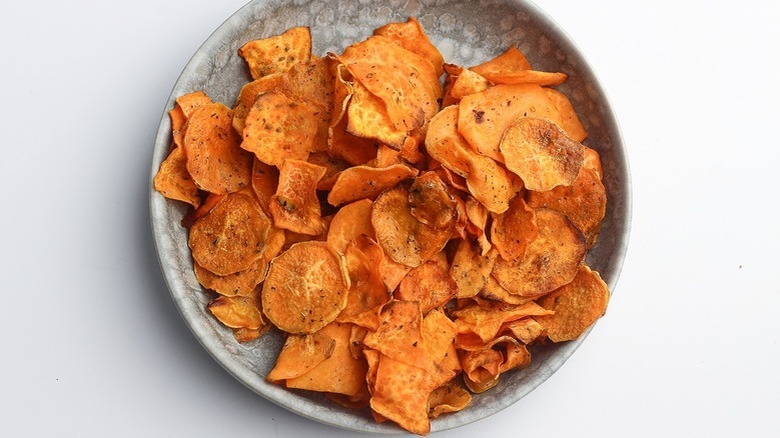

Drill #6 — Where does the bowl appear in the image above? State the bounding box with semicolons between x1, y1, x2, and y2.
149;0;631;433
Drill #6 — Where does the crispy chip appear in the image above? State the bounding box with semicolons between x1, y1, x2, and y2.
371;184;451;267
458;83;562;162
583;146;604;180
231;73;285;136
536;264;610;342
194;257;267;297
183;103;253;194
492;208;586;297
176;91;213;118
207;294;263;330
326;198;375;254
453;300;552;343
526;167;606;247
441;64;492;107
450;239;498;299
269;159;327;235
397;255;457;313
464;196;492;255
459;348;502;393
327;163;417;207
346;80;408;149
238;27;312;79
169;105;188;150
501;317;545;344
153;146;201;208
370;353;434;435
277;56;335;120
249;158;278;216
470;45;533;77
424;105;472;177
336;236;391;329
487;70;568;86
266;327;336;382
428;382;471;419
408;171;456;229
544;88;588;142
261;241;350;334
479;275;533;305
241;91;323;166
374;17;444;77
306;152;350;190
188;192;271;275
490;196;538;261
285;322;369;397
363;300;426;369
500;117;585;192
339;35;441;132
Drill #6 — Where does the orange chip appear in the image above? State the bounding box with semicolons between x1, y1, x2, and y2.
241;90;324;166
373;17;444;77
500;117;585;192
306;152;350;190
233;325;270;343
326;198;375;255
169;105;187;150
479;275;533;305
492;208;586;297
336;236;391;329
424;105;472;177
285;322;369;397
582;146;604;180
371;184;451;267
266;327;336;382
269;159;327;235
370;353;434;435
408;171;456;230
375;144;403;167
457;83;562;162
453;300;552;343
500;317;545;345
442;65;492;107
327;163;417;207
536;264;610;342
464;196;492;255
487;70;568;86
490;196;538;261
450;239;498;299
231;73;284;136
261;241;350;334
459;348;502;393
238;27;312;79
526;167;606;247
207;294;264;330
183;103;253;194
181;192;225;228
363;300;426;369
339;35;441;132
544;88;588;142
397;255;457;313
188;192;271;275
249;158;278;216
470;45;533;77
346;80;408;149
378;248;413;292
176;91;213;118
194;257;267;297
277;56;335;120
428;382;472;419
153;146;201;208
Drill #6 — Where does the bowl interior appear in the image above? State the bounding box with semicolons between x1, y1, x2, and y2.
150;0;630;433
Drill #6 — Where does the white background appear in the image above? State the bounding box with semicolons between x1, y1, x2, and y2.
1;0;779;436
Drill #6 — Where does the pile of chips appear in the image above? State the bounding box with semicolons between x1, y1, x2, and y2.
154;17;610;435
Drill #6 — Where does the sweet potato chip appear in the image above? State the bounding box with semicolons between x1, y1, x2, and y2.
241;90;322;166
470;45;533;77
363;300;426;369
453;300;552;343
238;27;312;79
397;255;457;313
582;146;604;180
266;327;336;382
428;382;471;419
277;56;334;119
441;65;493;107
450;239;498;299
207;294;263;330
336;236;390;329
183;103;253;194
459;348;502;393
373;17;444;77
464;196;491;255
536;264;610;342
492;208;586;297
526;167;606;247
346;80;408;149
231;73;284;136
339;35;440;132
285;322;369;397
370;353;434;435
153;146;201;208
488;70;568;86
306;152;350;190
408;171;456;230
544;88;588;142
188;192;271;275
490;196;538;261
458;83;562;162
176;91;213;118
424;105;472;177
500;117;585;192
169;105;187;150
326;198;375;254
501;317;545;345
269;159;327;235
194;257;267;297
327;163;417;206
261;241;350;334
479;275;533;305
371;184;451;267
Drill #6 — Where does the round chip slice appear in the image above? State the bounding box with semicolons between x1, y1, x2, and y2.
188;192;271;276
499;117;584;192
492;208;586;297
261;241;350;334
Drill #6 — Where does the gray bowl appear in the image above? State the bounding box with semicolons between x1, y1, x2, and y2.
149;0;631;433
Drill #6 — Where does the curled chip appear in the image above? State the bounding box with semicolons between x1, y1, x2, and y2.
493;208;586;297
374;17;444;77
346;80;408;149
490;196;538;262
326;199;376;255
544;88;588;142
441;64;492;107
428;382;472;419
487;70;568;86
193;257;268;297
238;26;312;79
183;103;253;194
500;117;584;192
537;265;610;342
266;326;337;382
261;241;350;334
153;146;201;208
207;294;264;330
470;45;532;78
397;254;457;313
232;74;284;136
269;159;327;236
188;191;271;276
327;163;418;207
450;239;498;299
371;184;452;267
408;172;456;230
336;235;390;329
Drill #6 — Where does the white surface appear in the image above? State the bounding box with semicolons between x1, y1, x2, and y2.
1;0;778;436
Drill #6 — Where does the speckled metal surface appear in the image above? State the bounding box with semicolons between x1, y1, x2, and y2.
149;0;631;433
